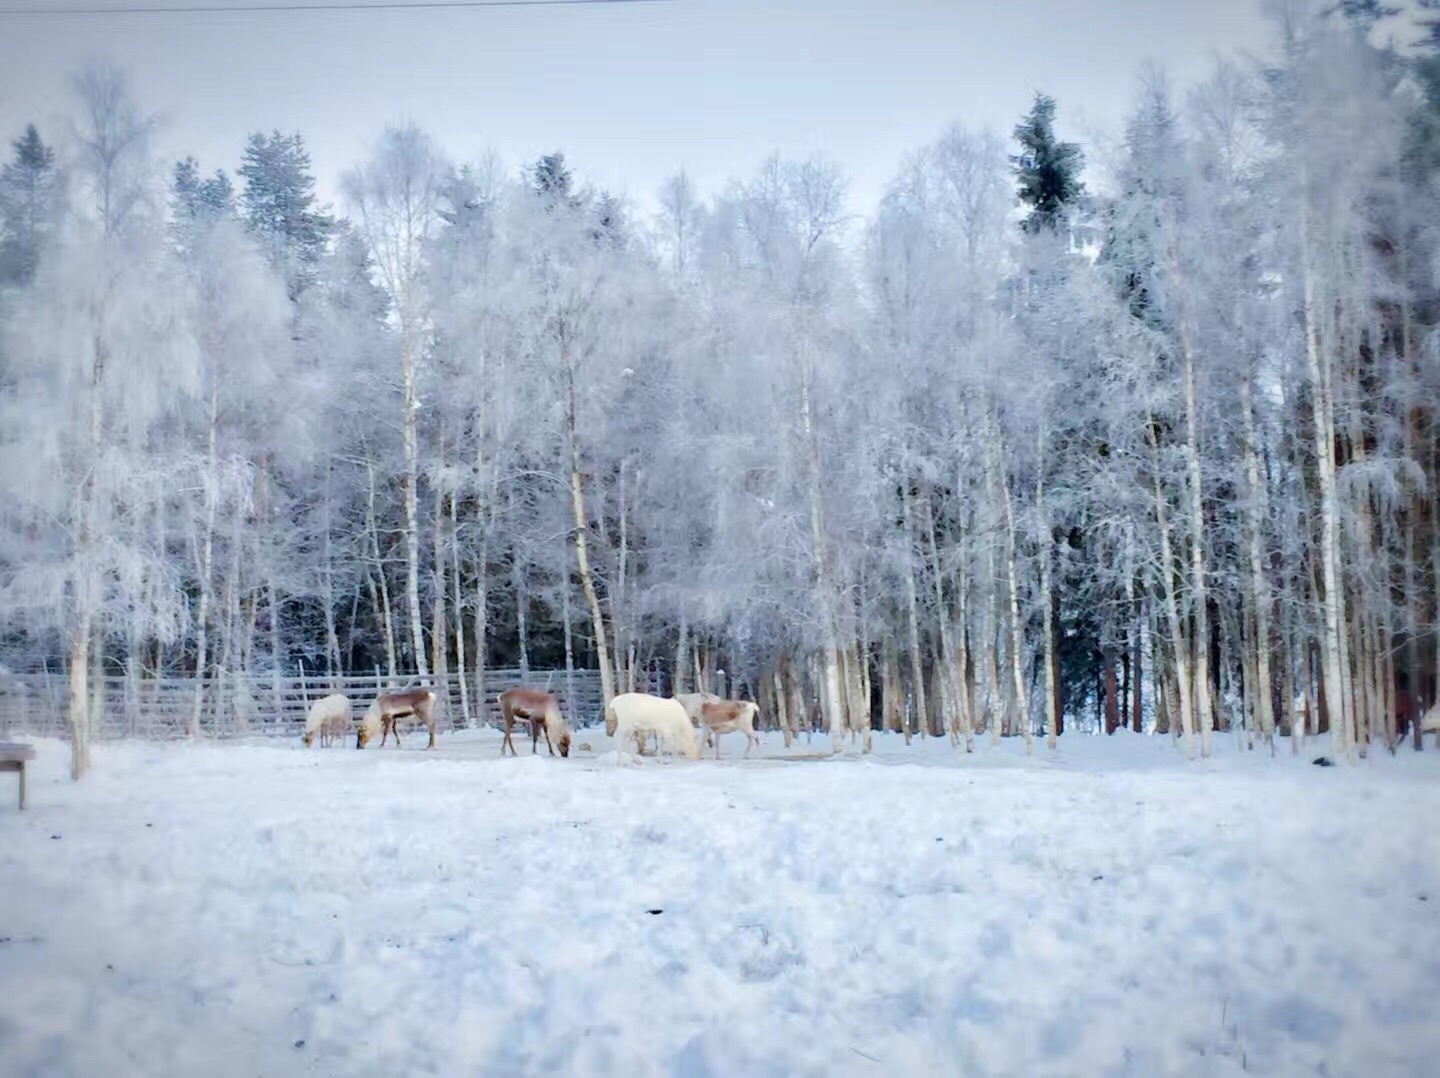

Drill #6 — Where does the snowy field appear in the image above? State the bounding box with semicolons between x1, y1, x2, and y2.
1;728;1438;1078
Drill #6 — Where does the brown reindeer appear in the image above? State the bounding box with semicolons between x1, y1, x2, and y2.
498;687;571;758
357;689;438;750
698;699;761;759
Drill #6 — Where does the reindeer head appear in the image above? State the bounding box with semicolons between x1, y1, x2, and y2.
356;727;370;749
302;731;314;747
558;729;571;758
604;702;618;737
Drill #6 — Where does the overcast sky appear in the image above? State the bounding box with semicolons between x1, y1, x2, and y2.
0;0;1275;219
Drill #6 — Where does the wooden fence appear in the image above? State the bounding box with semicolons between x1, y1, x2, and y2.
0;668;630;742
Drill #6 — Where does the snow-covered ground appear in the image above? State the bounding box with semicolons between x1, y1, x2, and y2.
1;728;1437;1077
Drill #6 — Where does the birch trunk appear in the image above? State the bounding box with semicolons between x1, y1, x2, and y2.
798;357;845;747
1128;574;1144;733
515;559;531;682
921;493;960;744
983;541;1003;744
473;447;497;728
322;469;342;678
563;339;615;707
1148;421;1196;757
366;463;398;680
675;616;689;696
190;379;220;740
1181;334;1214;758
431;482;448;691
402;337;428;681
1167;222;1215;757
67;617;93;780
562;573;576;724
772;668;789;741
1405;418;1423;748
1239;376;1276;750
880;651;899;735
901;488;929;742
450;489;470;726
785;658;805;747
953;528;976;752
1300;186;1354;762
990;415;1033;754
1036;438;1058;750
615;459;630;696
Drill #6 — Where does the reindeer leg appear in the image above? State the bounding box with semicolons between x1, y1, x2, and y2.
379;717;389;747
426;717;435;750
502;720;514;757
543;723;555;756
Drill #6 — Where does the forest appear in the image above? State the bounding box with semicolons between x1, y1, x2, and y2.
2;0;1439;775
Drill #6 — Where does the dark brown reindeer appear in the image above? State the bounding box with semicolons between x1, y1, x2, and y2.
357;688;438;749
498;687;571;758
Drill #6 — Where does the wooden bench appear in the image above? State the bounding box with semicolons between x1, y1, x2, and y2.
0;743;36;810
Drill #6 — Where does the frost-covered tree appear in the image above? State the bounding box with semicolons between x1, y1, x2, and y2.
1012;93;1085;235
344;124;448;681
0;63;192;777
0;125;62;287
238;130;333;297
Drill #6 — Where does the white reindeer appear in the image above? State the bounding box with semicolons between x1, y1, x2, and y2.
606;692;701;764
302;693;352;748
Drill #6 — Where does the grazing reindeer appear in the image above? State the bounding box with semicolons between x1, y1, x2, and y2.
605;692;701;764
698;699;760;759
670;691;720;755
302;693;352;748
675;692;721;725
498;687;571;758
357;689;438;750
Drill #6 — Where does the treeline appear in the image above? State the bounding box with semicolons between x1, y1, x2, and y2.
2;1;1438;776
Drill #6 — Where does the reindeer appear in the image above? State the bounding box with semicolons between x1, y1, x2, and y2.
698;698;761;759
498;687;571;758
357;688;438;750
672;691;720;754
605;692;701;764
302;693;352;748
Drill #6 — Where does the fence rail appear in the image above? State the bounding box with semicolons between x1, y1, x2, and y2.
0;668;628;742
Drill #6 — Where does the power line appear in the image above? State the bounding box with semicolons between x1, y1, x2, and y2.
0;0;672;15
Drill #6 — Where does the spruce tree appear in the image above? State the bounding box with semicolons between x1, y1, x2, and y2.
0;124;60;286
592;190;626;248
238;130;334;295
1099;71;1184;327
1011;93;1085;235
171;157;235;259
530;151;578;210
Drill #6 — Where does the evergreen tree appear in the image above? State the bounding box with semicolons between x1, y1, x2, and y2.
1408;0;1440;174
530;151;578;210
1328;0;1398;30
0;124;61;286
320;218;389;323
171;156;235;256
592;190;627;249
238;130;333;295
1099;69;1184;326
1011;93;1085;234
